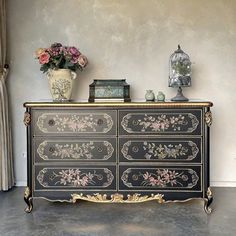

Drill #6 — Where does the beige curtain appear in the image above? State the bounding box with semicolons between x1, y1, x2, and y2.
0;0;14;191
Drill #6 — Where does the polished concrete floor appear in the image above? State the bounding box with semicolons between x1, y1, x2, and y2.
0;187;236;236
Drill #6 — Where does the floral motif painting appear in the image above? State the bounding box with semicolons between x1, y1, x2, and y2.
37;140;114;161
143;142;188;159
53;114;98;132
57;169;94;186
121;167;199;189
121;112;199;134
36;113;114;134
36;168;114;188
142;169;184;187
121;140;199;161
139;114;186;131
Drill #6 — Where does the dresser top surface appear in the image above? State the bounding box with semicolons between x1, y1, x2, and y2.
24;99;213;108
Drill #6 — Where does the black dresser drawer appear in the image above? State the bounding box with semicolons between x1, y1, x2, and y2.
33;110;117;136
34;137;116;163
119;165;201;191
119;109;202;135
34;165;116;190
119;137;202;163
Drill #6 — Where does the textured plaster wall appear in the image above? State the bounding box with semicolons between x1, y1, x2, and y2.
6;0;236;186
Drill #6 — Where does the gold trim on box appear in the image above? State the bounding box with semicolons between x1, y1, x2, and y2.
24;101;213;108
71;193;165;204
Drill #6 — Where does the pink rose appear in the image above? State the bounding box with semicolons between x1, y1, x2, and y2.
78;54;88;68
69;46;80;56
39;52;50;64
71;55;79;64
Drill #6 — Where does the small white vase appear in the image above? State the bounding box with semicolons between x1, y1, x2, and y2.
145;90;155;101
157;91;165;102
47;69;77;101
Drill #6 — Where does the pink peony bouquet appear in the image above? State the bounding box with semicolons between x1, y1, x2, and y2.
35;42;88;73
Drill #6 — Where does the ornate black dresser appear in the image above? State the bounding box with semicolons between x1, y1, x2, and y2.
23;101;213;213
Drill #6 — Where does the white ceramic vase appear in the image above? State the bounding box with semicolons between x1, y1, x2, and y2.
47;69;77;101
145;90;155;101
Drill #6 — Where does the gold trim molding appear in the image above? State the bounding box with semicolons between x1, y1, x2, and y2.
71;193;165;204
24;101;213;108
204;111;212;127
24;112;31;126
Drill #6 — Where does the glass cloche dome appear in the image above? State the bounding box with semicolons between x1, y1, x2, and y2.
169;45;191;101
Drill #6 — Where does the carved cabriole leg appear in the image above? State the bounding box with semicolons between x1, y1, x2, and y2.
24;187;33;213
204;187;213;214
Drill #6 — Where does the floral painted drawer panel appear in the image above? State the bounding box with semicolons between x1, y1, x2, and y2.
35;166;116;190
119;137;202;163
34;138;116;162
119;165;201;191
33;110;116;135
119;109;202;135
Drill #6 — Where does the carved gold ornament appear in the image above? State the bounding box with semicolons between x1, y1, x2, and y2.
71;193;165;204
205;111;212;127
24;112;31;126
24;187;33;213
24;187;30;199
207;187;213;198
204;187;213;214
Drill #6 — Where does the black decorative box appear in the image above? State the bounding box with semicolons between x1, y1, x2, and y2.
88;79;131;102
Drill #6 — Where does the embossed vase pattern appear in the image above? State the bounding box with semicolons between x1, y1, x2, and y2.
47;69;77;101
